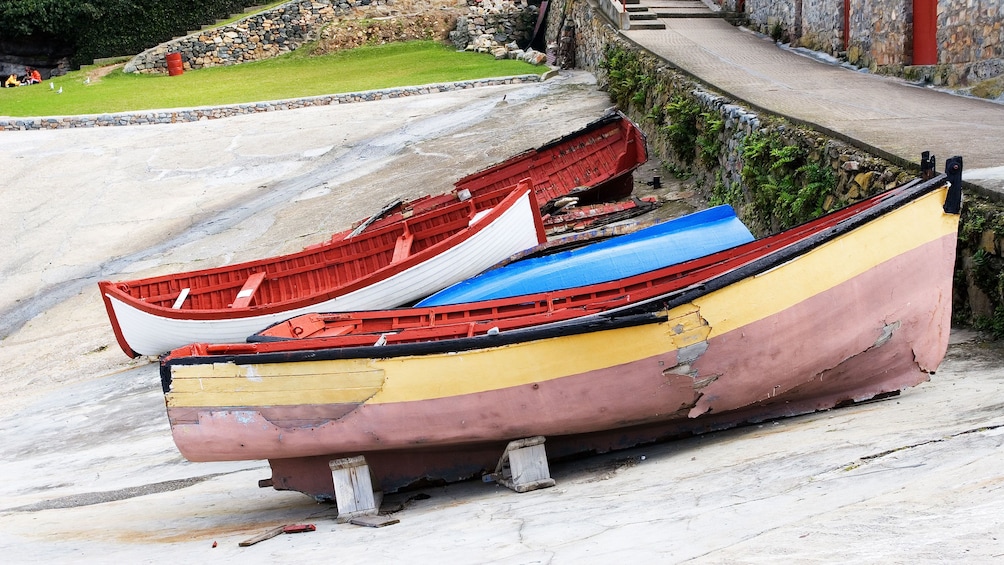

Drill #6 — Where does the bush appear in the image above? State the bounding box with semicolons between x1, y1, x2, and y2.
0;0;264;67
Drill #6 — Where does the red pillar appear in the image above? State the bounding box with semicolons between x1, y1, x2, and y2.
843;0;850;51
913;0;938;65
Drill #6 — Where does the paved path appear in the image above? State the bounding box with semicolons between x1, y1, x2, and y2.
622;3;1004;194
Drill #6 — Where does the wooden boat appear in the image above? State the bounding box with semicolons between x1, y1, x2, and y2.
99;112;646;358
341;110;649;236
414;204;754;307
454;110;647;207
160;159;963;500
98;183;545;358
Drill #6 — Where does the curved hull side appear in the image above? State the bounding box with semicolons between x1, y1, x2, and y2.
107;190;543;356
168;232;955;464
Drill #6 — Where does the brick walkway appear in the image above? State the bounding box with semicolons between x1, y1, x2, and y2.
621;7;1004;194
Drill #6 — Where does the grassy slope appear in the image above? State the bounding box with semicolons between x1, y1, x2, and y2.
0;41;541;117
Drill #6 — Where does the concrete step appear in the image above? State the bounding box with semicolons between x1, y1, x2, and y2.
654;10;725;18
629;21;668;30
629;12;660;21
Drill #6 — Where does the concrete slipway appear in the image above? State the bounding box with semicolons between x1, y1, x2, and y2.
1;69;1003;563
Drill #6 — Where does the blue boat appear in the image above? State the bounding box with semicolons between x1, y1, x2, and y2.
415;205;754;307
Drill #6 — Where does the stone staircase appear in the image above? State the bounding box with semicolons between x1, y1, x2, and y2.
625;0;738;30
624;0;666;30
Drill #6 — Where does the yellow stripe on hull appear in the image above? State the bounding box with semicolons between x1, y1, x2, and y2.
166;186;955;409
696;185;954;337
168;359;384;407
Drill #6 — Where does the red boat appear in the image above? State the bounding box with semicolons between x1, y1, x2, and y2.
98;112;648;358
99;184;545;358
350;110;649;235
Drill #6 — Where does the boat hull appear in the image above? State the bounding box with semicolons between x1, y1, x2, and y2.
101;187;544;356
163;183;958;497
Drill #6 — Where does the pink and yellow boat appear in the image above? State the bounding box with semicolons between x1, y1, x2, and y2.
160;159;963;500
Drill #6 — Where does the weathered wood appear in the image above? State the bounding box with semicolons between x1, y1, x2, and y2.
349;515;400;528
330;456;381;523
238;525;284;547
489;436;556;493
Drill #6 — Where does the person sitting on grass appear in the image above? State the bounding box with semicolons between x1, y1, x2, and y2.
5;73;21;87
24;67;41;85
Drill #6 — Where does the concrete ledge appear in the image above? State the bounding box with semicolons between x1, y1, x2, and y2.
0;74;543;131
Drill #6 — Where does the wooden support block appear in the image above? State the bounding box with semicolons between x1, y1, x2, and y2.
349;515;399;528
230;271;266;309
329;456;381;523
488;436;556;493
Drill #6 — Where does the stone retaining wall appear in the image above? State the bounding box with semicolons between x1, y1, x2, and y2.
564;0;995;330
0;75;539;131
740;0;1004;85
125;0;543;74
450;0;543;61
124;0;385;74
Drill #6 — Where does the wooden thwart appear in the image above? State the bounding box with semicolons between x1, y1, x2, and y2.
230;272;266;309
391;230;414;263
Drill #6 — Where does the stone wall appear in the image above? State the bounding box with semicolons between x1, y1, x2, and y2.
125;0;543;74
797;0;843;55
846;0;910;69
935;0;1004;82
744;0;796;42
0;75;540;131
740;0;1004;85
450;0;544;61
550;0;995;328
124;0;381;74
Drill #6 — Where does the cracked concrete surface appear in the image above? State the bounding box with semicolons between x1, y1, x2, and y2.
1;72;1003;562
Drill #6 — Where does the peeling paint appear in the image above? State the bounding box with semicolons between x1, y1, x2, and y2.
874;320;901;348
233;411;257;425
692;375;719;390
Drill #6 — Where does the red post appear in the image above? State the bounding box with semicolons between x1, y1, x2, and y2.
913;0;938;65
843;0;850;51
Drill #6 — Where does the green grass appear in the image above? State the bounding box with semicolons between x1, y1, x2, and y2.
0;41;541;117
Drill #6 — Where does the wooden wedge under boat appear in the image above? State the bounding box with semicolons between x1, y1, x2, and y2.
160;157;963;500
99;183;545;358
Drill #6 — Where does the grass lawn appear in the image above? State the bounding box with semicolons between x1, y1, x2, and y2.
0;41;543;117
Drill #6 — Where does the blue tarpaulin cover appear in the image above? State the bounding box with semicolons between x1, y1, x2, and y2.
416;205;754;307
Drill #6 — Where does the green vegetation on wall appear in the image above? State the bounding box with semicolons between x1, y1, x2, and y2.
600;42;837;234
599;44;655;109
956;196;1004;336
739;130;835;231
